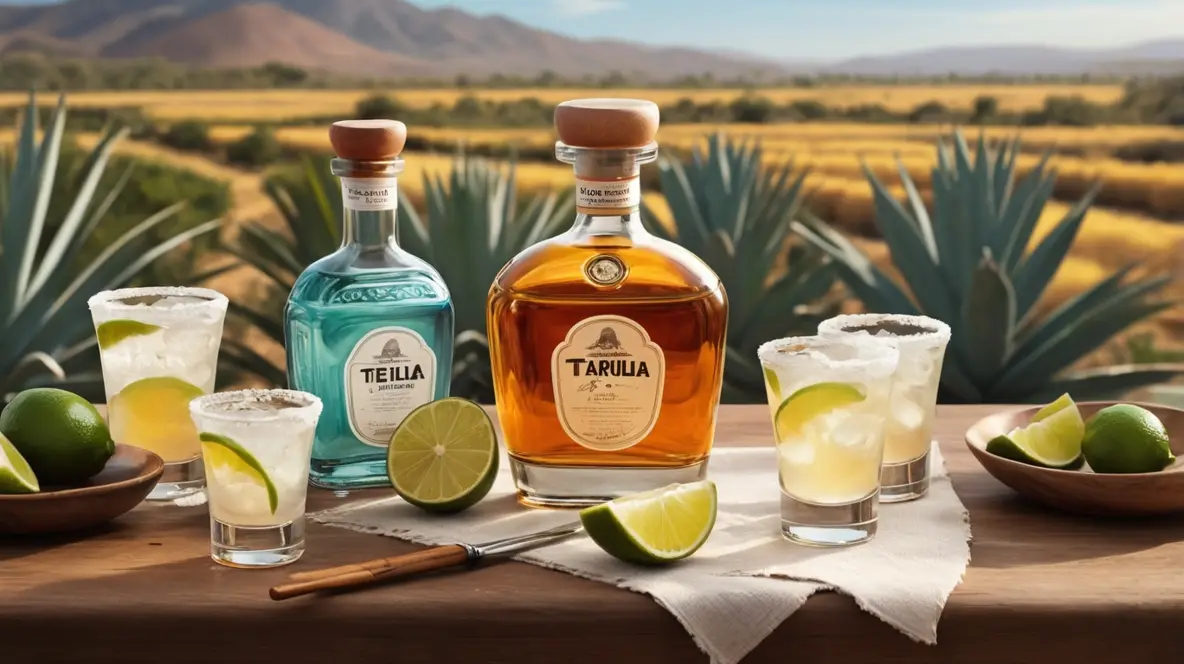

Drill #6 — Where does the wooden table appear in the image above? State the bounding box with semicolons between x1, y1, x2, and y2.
2;405;1183;663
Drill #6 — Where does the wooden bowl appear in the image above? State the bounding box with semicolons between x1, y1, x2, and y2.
965;401;1184;516
0;444;164;534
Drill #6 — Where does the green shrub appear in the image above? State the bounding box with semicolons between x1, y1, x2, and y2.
355;94;406;120
789;99;830;120
225;127;282;168
160;120;212;152
971;95;999;123
908;100;951;123
729;95;775;123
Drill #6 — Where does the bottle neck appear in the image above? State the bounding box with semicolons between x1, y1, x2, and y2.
339;175;400;250
569;153;644;239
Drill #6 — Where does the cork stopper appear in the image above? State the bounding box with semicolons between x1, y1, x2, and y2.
329;120;407;161
554;99;659;149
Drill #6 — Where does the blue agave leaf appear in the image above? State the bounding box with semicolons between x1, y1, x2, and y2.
997;158;1054;270
956;252;1015;386
0;92;39;321
1027;363;1184;403
864;165;956;323
993;299;1172;394
1011;183;1099;320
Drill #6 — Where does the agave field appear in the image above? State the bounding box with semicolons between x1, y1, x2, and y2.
7;85;1183;402
0;84;1125;122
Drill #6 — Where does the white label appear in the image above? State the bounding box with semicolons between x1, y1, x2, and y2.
342;177;398;212
551;315;665;451
343;327;437;447
575;177;640;209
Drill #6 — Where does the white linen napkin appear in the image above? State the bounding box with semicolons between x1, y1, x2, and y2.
313;443;970;664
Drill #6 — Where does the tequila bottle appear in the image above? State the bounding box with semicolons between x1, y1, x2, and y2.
286;120;454;490
488;99;728;508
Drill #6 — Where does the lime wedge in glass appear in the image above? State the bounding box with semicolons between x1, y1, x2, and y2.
774;382;865;440
0;432;39;494
387;397;498;514
96;319;162;349
987;396;1085;469
580;480;717;565
200;432;278;514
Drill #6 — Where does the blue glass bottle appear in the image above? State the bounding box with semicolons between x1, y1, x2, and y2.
285;120;454;490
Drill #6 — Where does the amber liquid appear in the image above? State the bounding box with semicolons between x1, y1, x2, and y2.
488;229;728;469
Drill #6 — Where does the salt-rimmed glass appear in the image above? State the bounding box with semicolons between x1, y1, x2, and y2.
757;335;898;546
818;314;951;502
189;389;322;568
87;286;228;501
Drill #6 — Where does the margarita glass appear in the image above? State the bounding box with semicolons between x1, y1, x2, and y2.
819;314;951;502
758;335;898;546
88;286;228;501
189;389;322;568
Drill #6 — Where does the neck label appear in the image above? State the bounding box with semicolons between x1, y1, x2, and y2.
575;177;640;210
342;177;398;212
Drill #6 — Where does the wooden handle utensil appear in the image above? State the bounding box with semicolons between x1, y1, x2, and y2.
269;544;472;601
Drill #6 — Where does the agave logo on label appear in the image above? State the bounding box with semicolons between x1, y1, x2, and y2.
551;315;665;451
344;327;436;447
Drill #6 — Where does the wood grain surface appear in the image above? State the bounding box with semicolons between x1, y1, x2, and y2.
2;405;1183;664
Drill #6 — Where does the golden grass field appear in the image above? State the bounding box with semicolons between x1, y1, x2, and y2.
0;84;1126;122
4;83;1180;364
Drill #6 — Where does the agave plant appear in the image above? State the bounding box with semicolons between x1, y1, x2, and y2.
227;153;573;401
794;130;1178;403
641;133;842;402
0;93;222;403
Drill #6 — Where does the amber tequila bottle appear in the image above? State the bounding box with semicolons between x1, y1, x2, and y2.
488;99;728;508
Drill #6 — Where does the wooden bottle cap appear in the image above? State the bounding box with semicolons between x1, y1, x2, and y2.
554;99;659;149
329;120;407;161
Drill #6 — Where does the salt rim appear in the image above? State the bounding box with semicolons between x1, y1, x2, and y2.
756;335;898;378
818;313;951;351
189;389;323;426
87;286;228;312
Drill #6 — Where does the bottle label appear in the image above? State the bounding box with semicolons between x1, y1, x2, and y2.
551;315;665;451
341;177;398;212
343;326;437;448
575;177;640;209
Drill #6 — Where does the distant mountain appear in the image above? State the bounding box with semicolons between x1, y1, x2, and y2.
0;0;1181;79
0;0;784;78
823;40;1184;76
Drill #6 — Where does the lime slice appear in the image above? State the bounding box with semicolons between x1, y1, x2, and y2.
0;432;39;494
108;376;204;462
774;382;865;439
96;320;162;349
387;397;498;514
1032;393;1073;423
986;397;1085;469
763;367;782;401
199;432;278;514
580;480;717;565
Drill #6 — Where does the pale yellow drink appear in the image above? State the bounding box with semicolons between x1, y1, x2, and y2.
758;336;898;546
818;314;951;502
89;287;228;501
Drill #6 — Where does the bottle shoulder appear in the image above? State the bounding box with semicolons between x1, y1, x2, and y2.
290;248;451;307
492;232;724;301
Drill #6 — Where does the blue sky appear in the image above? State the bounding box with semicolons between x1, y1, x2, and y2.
11;0;1184;61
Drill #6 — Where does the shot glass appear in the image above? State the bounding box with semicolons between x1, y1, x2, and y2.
88;286;228;501
758;335;898;547
819;314;951;502
189;389;323;568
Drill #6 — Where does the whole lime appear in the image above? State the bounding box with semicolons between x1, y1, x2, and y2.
1082;404;1174;474
0;388;115;485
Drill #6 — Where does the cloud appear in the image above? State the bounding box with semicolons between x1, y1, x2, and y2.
552;0;624;17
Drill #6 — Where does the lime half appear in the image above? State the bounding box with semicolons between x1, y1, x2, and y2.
774;382;865;439
200;432;277;514
986;395;1085;469
96;320;162;349
387;397;498;514
580;480;717;565
0;432;39;494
